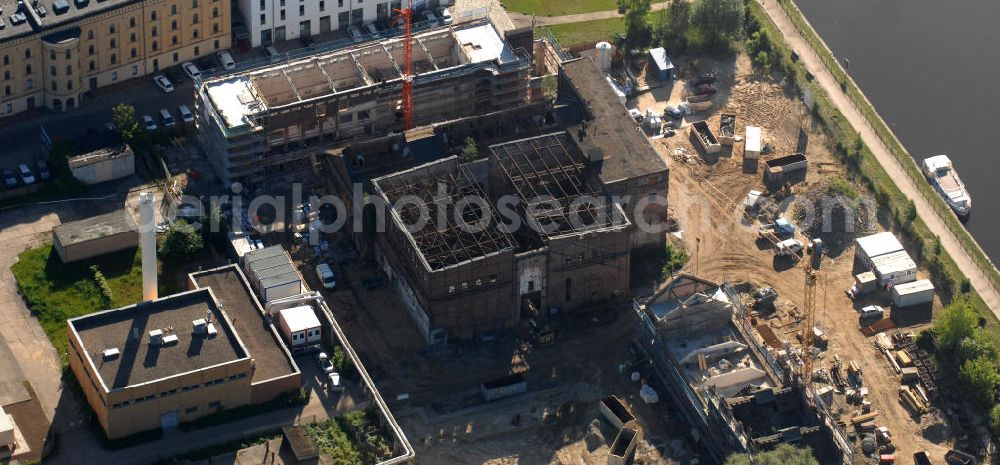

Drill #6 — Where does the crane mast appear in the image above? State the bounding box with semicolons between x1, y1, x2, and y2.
394;0;414;130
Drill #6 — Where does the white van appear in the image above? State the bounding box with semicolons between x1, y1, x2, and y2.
860;305;885;321
775;238;803;257
216;51;235;70
315;263;337;289
364;22;381;37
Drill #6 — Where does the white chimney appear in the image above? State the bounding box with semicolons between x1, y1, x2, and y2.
139;192;158;301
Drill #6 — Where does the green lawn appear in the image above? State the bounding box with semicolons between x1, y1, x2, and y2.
11;244;144;360
540;17;626;47
502;0;617;16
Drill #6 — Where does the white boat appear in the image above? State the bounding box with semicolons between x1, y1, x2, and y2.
921;155;971;216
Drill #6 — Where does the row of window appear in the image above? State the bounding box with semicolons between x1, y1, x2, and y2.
447;275;499;294
109;373;246;410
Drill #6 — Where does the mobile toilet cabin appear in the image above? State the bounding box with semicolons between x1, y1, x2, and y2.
744;126;762;161
648;47;675;81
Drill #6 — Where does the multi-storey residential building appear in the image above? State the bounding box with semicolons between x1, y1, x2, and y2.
0;0;231;117
195;20;531;189
237;0;413;48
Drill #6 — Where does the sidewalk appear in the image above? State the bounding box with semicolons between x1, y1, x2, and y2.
507;2;668;27
758;0;1000;314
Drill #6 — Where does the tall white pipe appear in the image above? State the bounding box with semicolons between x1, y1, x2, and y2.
139;192;158;301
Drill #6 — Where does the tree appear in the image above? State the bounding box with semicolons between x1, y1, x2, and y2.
111;103;145;147
663;0;691;52
618;0;652;49
159;221;204;261
725;444;819;465
990;404;1000;436
934;297;979;353
957;332;998;364
460;137;479;162
959;355;1000;407
693;0;744;47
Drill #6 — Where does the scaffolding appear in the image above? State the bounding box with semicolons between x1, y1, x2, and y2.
491;133;627;241
375;160;518;270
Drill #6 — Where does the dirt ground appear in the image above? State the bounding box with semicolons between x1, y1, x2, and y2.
651;53;954;461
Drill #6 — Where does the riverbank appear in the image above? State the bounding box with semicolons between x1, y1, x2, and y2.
771;0;1000;307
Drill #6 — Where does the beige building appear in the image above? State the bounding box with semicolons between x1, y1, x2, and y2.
0;0;232;117
52;209;138;263
68;265;301;440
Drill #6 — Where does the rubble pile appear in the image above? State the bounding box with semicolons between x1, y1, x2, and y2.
792;178;877;254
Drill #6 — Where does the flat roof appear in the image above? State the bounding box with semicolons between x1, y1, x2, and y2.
872;250;916;274
560;57;669;185
69;289;248;390
648;47;674;71
67;145;133;169
53;210;135;247
203;21;514;130
279;306;321;333
0;0;131;42
894;279;934;294
745;126;762;152
190;266;299;382
855;232;904;260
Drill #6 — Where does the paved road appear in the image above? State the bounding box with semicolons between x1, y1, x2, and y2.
758;0;1000;313
507;1;668;27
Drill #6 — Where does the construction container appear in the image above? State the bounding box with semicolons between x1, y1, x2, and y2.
764;153;807;183
892;279;934;308
600;396;637;430
855;232;905;269
901;367;919;382
480;373;527;402
855;272;878;294
872;250;917;287
719;113;737;145
608;426;640;465
648;47;675;81
744;126;762;160
690;121;721;154
895;351;913;367
880;454;896;464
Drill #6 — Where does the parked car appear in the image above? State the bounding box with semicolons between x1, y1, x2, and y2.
264;45;280;61
3;169;18;188
181;61;201;80
159;109;176;127
364;22;380;38
315;263;337;289
153;74;174;92
178;105;195;124
327;372;344;392
693;83;716;96
422;10;438;25
141;115;158;131
17;164;35;185
316;352;335;374
348;25;363;42
35;159;51;181
216;51;235;70
860;305;885;321
437;7;453;25
628;108;642;123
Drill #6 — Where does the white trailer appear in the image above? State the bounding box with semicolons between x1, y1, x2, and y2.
892;279;934;308
744;126;761;160
872;250;917;287
855;232;904;269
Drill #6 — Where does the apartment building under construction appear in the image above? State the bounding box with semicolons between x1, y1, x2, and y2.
195;20;532;189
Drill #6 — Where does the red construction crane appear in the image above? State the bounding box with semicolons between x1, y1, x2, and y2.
394;0;414;130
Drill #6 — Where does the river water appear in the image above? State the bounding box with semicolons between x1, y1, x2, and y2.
795;0;1000;262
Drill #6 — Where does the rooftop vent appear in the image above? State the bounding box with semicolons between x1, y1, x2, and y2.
51;0;68;14
9;13;26;25
206;323;218;337
193;318;208;334
161;334;179;345
73;0;88;8
102;348;120;360
148;329;163;345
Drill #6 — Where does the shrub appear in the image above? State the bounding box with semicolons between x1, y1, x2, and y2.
90;265;114;308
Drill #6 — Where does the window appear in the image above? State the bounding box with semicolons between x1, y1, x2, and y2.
2;71;8;80
213;7;219;18
130;32;136;43
65;50;71;59
3;86;9;97
194;45;200;55
2;55;7;65
338;0;343;7
151;10;158;21
88;44;94;55
208;401;221;409
193;29;200;38
51;81;56;91
110;38;116;48
25;64;32;74
193;13;199;24
24;49;31;59
280;9;285;20
152;26;158;37
50;50;55;60
152;41;159;51
448;285;455;294
87;30;94;40
192;0;199;7
171;20;178;31
111;71;117;81
185;406;198;414
319;0;325;11
89;60;95;71
259;13;265;25
65;65;72;75
213;23;220;33
130;17;136;28
299;5;304;15
172;52;178;62
25;78;32;89
4;103;9;114
49;66;56;76
172;35;178;45
461;281;468;289
171;5;177;14
67;80;72;90
130;48;137;58
110;24;116;34
110;54;117;64
214;39;220;49
475;278;482;286
280;0;285;5
132;64;138;75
